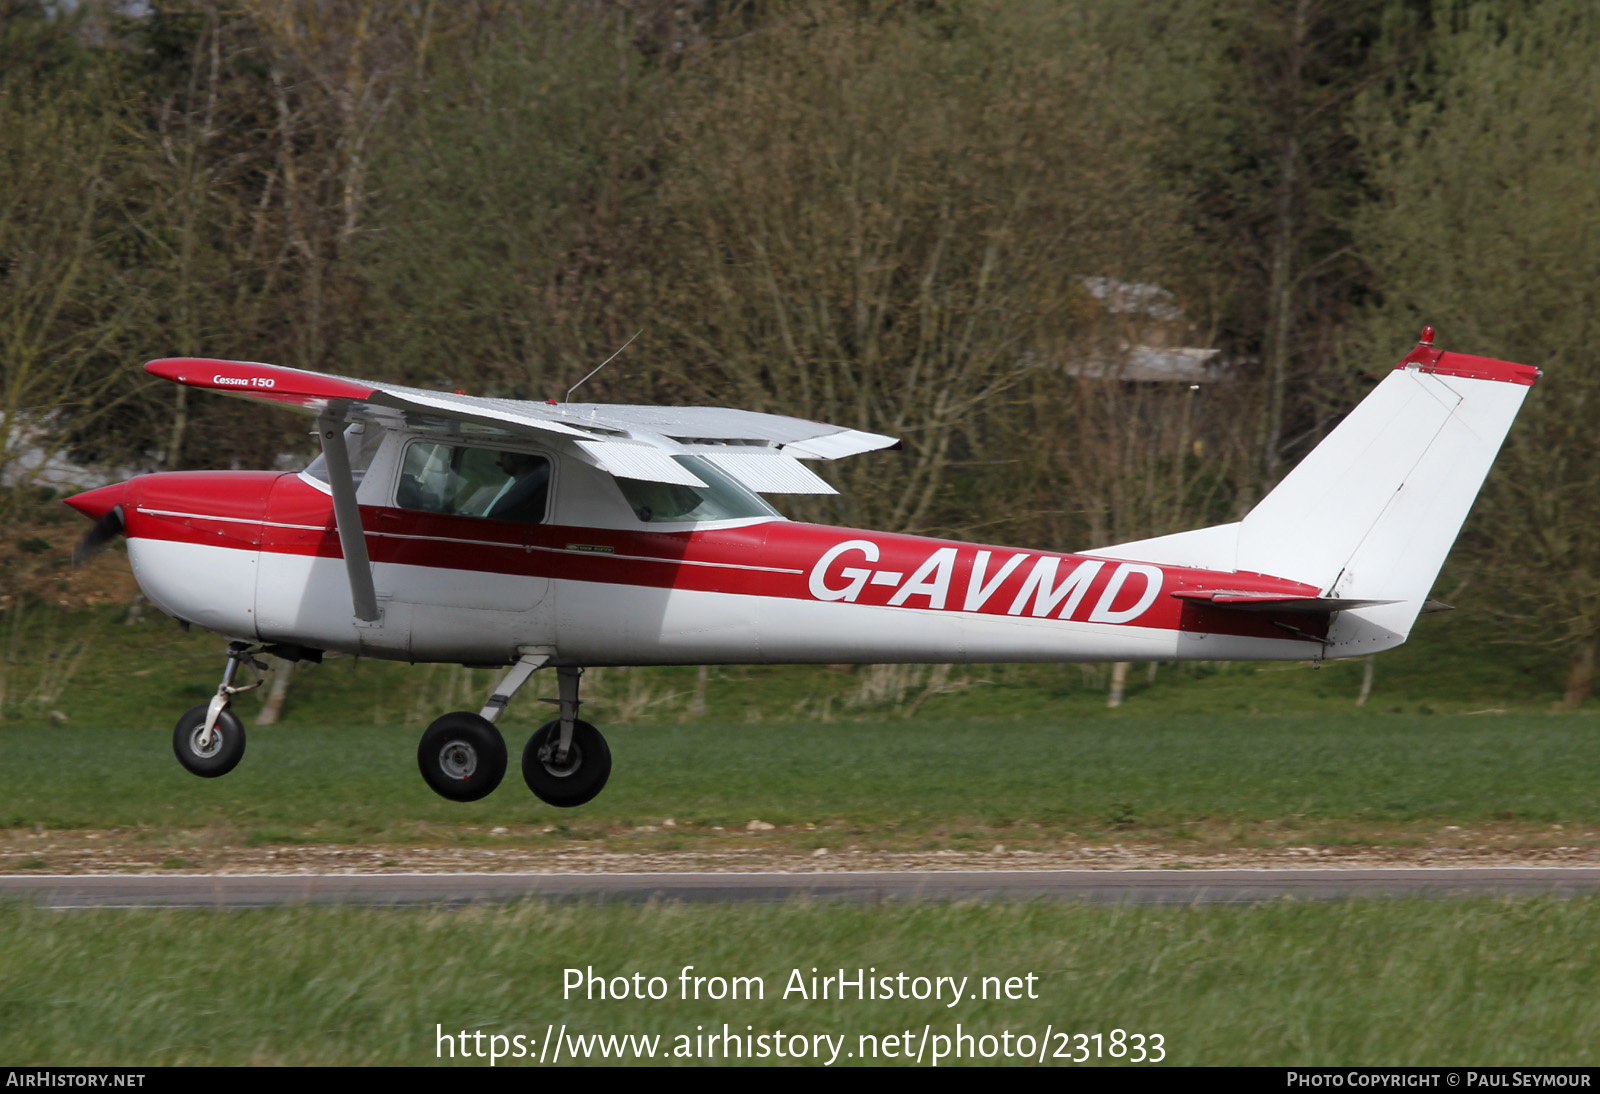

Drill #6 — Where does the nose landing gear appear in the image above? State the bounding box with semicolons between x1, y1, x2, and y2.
173;703;247;778
172;642;266;778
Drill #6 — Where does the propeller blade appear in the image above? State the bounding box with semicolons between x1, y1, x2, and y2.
73;505;125;566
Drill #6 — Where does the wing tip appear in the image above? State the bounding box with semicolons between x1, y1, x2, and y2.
143;358;376;404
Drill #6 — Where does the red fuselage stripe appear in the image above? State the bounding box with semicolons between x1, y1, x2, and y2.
118;470;1329;643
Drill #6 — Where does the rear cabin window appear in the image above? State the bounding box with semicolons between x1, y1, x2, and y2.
397;441;550;524
615;455;778;523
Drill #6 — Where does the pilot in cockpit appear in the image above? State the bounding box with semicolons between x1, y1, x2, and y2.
484;450;549;523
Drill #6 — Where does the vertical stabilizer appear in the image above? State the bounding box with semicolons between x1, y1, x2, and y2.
1092;333;1538;656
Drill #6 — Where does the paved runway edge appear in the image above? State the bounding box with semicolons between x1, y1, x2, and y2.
7;868;1600;908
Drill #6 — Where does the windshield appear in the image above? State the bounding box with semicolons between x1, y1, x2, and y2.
615;455;779;523
303;422;385;487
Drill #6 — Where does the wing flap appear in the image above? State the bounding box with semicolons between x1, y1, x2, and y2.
692;450;837;494
573;441;707;486
780;431;897;459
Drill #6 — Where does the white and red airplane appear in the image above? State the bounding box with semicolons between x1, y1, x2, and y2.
64;329;1537;807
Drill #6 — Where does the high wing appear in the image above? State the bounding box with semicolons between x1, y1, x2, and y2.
143;357;898;494
145;356;897;626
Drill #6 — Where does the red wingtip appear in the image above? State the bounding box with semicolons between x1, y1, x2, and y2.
143;357;381;415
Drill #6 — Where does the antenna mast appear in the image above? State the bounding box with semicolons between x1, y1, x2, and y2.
565;330;642;403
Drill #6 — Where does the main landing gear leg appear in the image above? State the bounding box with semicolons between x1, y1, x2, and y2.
476;654;549;726
551;666;582;762
415;655;612;807
523;666;612;808
173;642;265;778
415;653;550;804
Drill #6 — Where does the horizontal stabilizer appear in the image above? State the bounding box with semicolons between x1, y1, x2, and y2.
1171;590;1398;614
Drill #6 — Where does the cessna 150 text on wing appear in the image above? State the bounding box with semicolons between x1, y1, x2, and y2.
64;328;1538;807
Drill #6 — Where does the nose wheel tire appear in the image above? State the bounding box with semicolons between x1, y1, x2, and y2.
418;712;507;802
523;719;611;807
173;704;247;778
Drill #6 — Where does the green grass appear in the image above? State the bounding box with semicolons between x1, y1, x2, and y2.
0;605;1593;1068
2;711;1597;851
2;897;1597;1065
0;602;1593;852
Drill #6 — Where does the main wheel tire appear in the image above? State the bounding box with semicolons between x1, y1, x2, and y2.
418;712;507;802
522;719;611;808
173;703;247;778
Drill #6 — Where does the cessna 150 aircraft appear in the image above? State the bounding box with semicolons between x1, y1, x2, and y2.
64;329;1537;807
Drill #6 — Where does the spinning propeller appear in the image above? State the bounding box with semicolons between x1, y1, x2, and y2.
72;505;124;566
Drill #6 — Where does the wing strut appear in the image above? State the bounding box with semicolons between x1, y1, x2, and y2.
317;413;380;622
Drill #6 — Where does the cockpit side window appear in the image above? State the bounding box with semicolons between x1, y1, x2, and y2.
396;441;550;524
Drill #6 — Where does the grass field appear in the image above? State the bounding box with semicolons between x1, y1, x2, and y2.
1;600;1594;855
2;711;1598;857
3;601;1597;1067
3;898;1598;1066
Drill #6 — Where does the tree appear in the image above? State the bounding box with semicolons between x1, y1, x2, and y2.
0;15;145;517
1164;0;1411;506
351;3;665;399
648;0;1199;537
1350;0;1600;702
117;2;277;469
